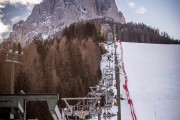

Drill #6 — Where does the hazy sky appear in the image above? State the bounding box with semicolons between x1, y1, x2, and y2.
0;0;179;41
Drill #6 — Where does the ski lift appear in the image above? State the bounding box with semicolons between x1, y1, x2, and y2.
120;94;122;98
106;102;112;108
103;111;112;118
108;91;114;96
113;101;118;106
64;107;73;116
103;112;106;117
109;81;113;86
114;82;116;87
109;89;113;92
101;87;106;91
79;109;84;115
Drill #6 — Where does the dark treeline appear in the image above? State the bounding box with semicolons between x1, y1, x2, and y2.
84;18;180;44
62;21;104;42
116;22;180;44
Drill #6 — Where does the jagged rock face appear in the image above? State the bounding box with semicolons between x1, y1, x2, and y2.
8;0;125;44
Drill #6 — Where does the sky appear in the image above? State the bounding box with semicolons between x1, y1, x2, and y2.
115;0;180;40
0;0;42;41
0;0;180;41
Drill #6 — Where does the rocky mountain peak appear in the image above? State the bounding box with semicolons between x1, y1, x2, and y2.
8;0;125;44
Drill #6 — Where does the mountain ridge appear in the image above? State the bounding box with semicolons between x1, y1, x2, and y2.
7;0;125;44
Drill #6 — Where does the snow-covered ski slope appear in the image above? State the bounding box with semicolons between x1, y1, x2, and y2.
121;42;180;120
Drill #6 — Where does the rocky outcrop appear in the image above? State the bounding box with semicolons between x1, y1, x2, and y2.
7;0;125;44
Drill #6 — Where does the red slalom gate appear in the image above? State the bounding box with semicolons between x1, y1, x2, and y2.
119;40;137;120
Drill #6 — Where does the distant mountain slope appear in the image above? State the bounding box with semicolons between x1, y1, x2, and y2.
7;0;125;44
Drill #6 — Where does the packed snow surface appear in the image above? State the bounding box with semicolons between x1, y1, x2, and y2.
121;42;180;120
89;42;180;120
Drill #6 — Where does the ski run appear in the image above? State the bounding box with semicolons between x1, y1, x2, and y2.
92;41;180;120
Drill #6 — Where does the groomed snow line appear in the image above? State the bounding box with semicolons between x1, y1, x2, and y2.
119;40;137;120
